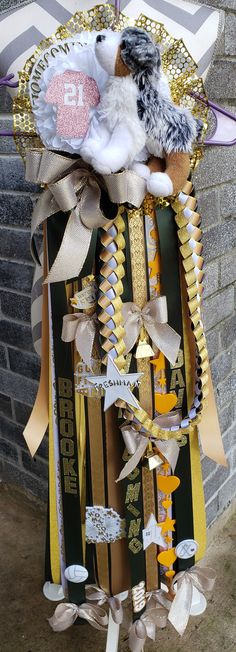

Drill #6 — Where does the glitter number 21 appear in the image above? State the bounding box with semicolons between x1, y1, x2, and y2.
63;82;84;107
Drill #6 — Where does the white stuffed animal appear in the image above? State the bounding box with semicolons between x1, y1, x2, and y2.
81;27;200;197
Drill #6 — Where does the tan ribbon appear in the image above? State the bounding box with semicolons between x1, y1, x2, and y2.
26;150;113;284
117;425;180;481
86;585;123;625
61;312;97;369
128;599;168;652
168;565;216;636
48;601;108;632
122;297;181;365
198;367;227;466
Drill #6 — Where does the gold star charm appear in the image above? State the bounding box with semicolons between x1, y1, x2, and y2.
162;462;170;472
159;376;166;388
148;254;159;279
165;535;173;544
150;352;165;372
161;517;176;534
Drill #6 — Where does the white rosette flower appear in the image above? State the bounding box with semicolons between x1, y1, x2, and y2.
31;32;108;154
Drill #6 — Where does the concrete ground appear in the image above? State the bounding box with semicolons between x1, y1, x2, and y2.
0;483;235;652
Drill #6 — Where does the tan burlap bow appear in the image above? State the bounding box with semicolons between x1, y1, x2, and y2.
117;424;180;481
26;150;147;284
122;297;181;365
86;585;123;625
168;565;216;635
61;312;97;369
48;601;108;632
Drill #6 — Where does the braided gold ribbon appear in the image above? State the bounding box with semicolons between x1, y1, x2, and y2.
61;312;97;369
48;601;108;632
122;297;181;365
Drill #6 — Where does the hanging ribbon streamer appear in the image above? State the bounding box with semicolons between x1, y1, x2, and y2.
62;312;97;369
49;602;108;632
168;566;216;635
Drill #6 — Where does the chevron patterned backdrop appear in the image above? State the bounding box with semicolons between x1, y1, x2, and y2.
0;0;222;92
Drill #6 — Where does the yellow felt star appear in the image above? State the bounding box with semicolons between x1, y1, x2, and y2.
159;376;166;388
148;254;159;279
162;462;170;472
165;536;173;544
150;352;165;372
161;517;176;534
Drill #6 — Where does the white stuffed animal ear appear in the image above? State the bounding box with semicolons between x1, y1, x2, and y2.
95;31;122;75
147;172;173;197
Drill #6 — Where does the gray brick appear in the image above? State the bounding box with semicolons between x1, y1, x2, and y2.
0;393;12;418
204;464;230;503
219;402;234;434
218;471;236;513
0;438;18;463
216;374;234;411
206;494;219;528
0;413;27;448
14;400;32;425
225;13;236;54
202;221;236;262
194;146;236;190
202;455;217;481
0;156;39;193
0;320;34;352
206;329;220;361
196;188;220;229
220;250;236;287
220;183;236;219
220;314;236;349
0;291;31;323
0;368;37;405
197;0;236;7
21;449;48;481
205;60;236;100
0;260;33;293
0;343;7;368
0;118;16;154
0;86;13;112
0;228;32;262
0;0;32;11
0;193;33;227
223;424;236;454
9;348;40;381
0;457;47;502
211;350;232;387
203;260;219;298
202;286;234;331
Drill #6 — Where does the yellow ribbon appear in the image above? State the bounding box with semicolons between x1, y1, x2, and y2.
61;312;97;369
168;565;216;635
48;601;108;632
122;297;181;365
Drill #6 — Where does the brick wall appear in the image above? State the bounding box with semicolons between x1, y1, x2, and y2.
0;0;236;521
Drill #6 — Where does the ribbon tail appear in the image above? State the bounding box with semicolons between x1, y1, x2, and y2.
156;440;180;472
116;438;148;482
146;322;181;366
129;620;147;652
78;605;108;630
168;579;192;636
45;209;92;284
198;366;227;466
109;597;123;625
75;324;95;370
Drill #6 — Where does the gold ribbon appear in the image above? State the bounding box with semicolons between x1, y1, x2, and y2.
48;601;108;632
61;312;97;369
117;424;180;481
168;565;216;635
122;297;181;365
86;585;123;625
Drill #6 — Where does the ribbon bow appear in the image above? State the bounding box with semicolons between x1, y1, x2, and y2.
128;600;168;652
48;601;108;632
168;565;216;635
26;150;115;284
117;424;180;481
86;585;123;625
122;297;181;365
61;312;97;369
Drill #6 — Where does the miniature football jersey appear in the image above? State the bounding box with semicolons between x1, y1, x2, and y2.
45;70;100;138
